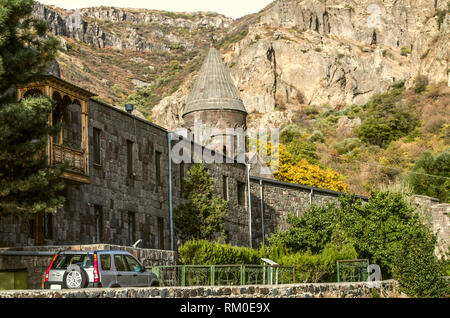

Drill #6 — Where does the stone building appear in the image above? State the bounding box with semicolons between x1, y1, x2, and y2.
0;47;448;256
182;47;247;158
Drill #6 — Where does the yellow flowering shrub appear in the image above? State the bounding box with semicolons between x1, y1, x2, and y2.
274;145;349;192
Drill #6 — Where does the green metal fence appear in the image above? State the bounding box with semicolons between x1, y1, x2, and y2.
336;259;369;283
147;259;371;287
146;265;297;287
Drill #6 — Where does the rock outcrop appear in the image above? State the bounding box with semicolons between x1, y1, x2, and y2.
32;1;448;131
151;0;449;129
33;3;232;52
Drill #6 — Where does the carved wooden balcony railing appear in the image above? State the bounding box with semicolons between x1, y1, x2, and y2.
52;144;86;173
50;143;90;184
51;143;90;184
17;75;96;185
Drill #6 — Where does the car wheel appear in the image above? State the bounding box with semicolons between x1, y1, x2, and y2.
151;280;160;287
63;265;88;289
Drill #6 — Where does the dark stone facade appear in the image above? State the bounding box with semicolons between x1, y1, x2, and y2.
248;177;368;247
0;99;252;249
0;97;446;256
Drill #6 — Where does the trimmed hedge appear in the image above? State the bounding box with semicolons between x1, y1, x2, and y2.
177;239;358;283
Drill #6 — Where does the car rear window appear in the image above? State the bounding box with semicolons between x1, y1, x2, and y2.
51;254;93;270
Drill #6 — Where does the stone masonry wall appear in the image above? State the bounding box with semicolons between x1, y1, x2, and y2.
431;204;450;256
0;244;176;290
248;177;368;247
413;195;450;258
0;98;447;255
0;100;251;250
0;280;404;298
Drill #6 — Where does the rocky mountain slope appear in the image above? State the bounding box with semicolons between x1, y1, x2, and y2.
33;2;232;118
34;0;448;127
33;1;449;195
152;0;449;130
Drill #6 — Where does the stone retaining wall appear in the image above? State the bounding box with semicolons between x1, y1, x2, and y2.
0;280;404;298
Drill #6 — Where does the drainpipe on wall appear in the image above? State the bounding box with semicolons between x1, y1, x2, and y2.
247;163;252;249
260;179;265;246
168;132;174;251
309;188;314;206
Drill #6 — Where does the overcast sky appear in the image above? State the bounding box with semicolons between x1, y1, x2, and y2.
37;0;274;19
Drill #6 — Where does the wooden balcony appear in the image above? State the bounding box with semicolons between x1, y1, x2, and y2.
18;75;95;185
51;143;90;184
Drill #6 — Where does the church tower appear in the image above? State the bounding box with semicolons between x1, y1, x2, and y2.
182;47;247;158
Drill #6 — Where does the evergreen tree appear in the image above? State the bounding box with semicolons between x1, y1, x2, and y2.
0;0;64;215
0;0;59;101
174;163;229;242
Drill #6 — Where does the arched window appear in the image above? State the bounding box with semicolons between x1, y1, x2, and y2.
52;92;63;144
23;89;43;98
62;99;82;150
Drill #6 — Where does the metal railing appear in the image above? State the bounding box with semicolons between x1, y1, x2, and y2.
336;259;369;283
146;264;298;287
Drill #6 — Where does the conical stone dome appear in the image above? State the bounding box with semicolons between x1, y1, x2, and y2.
183;48;247;116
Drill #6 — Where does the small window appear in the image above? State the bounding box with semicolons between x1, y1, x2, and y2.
128;212;136;246
155;151;162;185
222;176;228;200
114;255;128;272
29;218;34;238
93;128;101;165
158;217;164;250
44;213;53;240
100;254;111;271
94;205;103;243
237;182;246;206
127;140;134;177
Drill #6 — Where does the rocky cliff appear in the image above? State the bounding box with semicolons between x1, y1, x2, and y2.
32;2;232;114
33;1;449;129
34;3;231;52
151;0;449;130
33;0;449;195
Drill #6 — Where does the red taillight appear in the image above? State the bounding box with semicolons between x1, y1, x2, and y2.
45;254;58;282
93;253;100;283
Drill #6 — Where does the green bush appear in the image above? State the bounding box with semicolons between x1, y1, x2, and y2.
280;124;320;165
391;237;449;298
309;130;324;143
413;75;429;93
356;88;419;148
178;239;263;265
177;239;358;283
269;191;441;279
274;242;358;283
406;148;450;203
174;164;229;241
400;47;411;56
280;124;303;144
333;138;362;155
391;80;405;89
284;138;320;165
